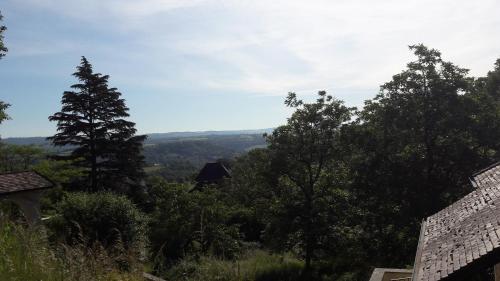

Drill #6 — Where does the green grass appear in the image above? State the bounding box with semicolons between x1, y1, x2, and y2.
0;219;144;281
162;250;304;281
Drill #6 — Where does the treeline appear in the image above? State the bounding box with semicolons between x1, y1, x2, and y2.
138;45;500;280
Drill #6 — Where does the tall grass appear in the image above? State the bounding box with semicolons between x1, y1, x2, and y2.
163;250;304;281
0;219;144;281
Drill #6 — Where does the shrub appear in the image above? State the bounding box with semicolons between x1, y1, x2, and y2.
48;192;147;251
149;180;242;270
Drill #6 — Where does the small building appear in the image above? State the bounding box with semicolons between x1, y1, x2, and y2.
370;162;500;281
0;171;53;225
192;162;231;190
369;268;413;281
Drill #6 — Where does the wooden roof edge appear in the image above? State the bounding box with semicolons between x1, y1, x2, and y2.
412;219;427;281
470;161;500;183
35;171;55;189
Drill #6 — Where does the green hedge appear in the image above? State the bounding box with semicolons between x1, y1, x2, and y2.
48;192;147;250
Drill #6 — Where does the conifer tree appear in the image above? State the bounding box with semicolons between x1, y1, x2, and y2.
49;57;146;192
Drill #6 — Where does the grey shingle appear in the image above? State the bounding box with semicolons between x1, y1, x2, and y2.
413;164;500;281
0;171;53;195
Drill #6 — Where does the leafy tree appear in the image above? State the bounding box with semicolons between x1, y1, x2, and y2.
0;144;44;172
148;178;241;271
349;45;496;266
0;11;7;59
0;11;9;128
48;57;146;193
0;101;9;126
34;158;85;186
468;59;500;157
265;91;353;271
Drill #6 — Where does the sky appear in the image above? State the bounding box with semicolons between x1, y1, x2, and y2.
0;0;499;137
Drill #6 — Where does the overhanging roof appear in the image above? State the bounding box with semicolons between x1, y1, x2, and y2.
0;171;54;196
413;163;500;281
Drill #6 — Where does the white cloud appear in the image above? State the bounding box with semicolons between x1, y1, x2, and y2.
14;0;500;98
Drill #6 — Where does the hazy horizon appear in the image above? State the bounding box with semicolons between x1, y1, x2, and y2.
2;127;275;139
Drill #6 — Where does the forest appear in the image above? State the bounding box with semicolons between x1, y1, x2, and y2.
2;8;500;281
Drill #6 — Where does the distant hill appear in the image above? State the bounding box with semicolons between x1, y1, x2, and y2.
146;128;273;143
2;136;49;146
2;128;274;146
142;133;268;182
2;129;272;182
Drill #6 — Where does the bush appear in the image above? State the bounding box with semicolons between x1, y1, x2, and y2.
48;192;147;251
149;180;242;270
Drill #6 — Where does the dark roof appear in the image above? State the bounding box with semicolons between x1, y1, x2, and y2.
413;164;500;281
0;171;53;196
195;162;231;183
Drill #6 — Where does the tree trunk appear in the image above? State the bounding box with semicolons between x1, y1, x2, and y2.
90;142;97;192
303;192;314;274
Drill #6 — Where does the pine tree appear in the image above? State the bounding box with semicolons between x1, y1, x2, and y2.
48;57;146;193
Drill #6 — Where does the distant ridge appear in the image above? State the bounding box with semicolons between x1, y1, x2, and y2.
2;128;275;146
147;128;274;140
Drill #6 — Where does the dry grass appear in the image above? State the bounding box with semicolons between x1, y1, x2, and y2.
0;219;144;281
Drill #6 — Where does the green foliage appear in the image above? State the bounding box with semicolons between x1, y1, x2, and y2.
34;158;85;186
163;250;303;281
0;220;144;281
148;178;243;271
0;144;44;172
264;91;354;270
346;45;500;266
0;101;9;126
48;192;147;252
0;11;7;59
48;57;146;193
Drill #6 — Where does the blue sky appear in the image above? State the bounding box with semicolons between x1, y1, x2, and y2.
1;0;499;137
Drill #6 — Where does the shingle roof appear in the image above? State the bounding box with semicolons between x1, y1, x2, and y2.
195;162;231;183
413;163;500;281
0;171;53;195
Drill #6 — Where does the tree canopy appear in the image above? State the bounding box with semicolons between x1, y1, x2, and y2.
0;11;9;128
0;11;7;59
48;57;146;193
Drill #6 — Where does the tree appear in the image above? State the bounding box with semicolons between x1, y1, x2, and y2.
0;11;7;59
48;57;146;193
148;178;241;271
0;101;9;126
348;45;497;266
0;11;9;127
0;144;44;172
265;91;353;272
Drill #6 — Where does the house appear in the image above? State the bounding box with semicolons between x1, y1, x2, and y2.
192;162;231;191
370;163;500;281
0;171;53;225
